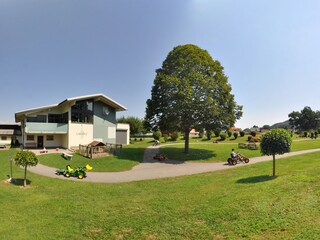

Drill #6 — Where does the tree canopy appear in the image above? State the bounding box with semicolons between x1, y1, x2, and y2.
260;128;292;176
117;116;144;135
288;106;320;131
14;150;39;187
145;44;242;153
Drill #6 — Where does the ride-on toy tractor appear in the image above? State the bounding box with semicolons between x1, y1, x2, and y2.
55;164;93;179
227;153;249;165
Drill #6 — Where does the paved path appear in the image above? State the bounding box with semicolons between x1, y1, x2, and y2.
27;147;320;183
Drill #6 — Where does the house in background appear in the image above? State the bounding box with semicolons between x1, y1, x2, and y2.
0;124;22;146
15;94;129;149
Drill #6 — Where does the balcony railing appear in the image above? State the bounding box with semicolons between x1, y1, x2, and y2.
25;123;68;134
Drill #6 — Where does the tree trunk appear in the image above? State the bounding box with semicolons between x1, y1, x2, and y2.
184;128;190;154
24;166;27;187
272;154;276;176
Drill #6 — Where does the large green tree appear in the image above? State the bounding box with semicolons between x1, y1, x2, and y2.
14;150;39;188
117;116;144;135
145;44;242;153
288;106;320;131
260;129;292;176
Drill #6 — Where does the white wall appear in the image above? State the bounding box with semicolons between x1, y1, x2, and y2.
116;123;130;145
0;136;12;145
68;123;93;148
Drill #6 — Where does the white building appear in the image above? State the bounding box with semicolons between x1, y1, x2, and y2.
15;94;129;149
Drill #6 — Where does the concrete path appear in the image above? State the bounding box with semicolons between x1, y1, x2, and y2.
27;146;320;183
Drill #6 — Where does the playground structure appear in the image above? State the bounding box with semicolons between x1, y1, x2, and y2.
79;141;122;159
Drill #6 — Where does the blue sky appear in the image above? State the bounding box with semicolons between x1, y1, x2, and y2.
1;0;320;129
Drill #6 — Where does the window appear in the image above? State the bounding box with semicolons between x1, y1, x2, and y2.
26;115;47;123
27;135;34;141
46;135;54;141
48;112;68;123
71;99;94;123
1;136;7;140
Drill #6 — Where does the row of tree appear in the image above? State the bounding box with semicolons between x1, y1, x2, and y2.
288;106;320;132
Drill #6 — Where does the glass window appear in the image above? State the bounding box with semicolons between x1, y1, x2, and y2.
71;99;94;124
46;135;54;141
1;136;7;140
48;112;68;123
26;115;47;123
27;135;34;141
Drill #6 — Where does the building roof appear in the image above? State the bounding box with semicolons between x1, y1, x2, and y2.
0;124;22;135
88;141;106;147
15;93;127;122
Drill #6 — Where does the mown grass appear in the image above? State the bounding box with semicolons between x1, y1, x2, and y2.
38;140;151;172
160;138;320;162
1;147;320;239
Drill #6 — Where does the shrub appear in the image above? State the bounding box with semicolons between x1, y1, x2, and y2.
303;131;308;137
220;132;227;141
240;131;245;137
214;129;220;137
250;136;261;142
251;131;257;137
310;132;314;139
248;135;252;142
227;130;232;138
153;131;162;141
163;134;169;142
233;132;238;139
206;130;212;140
315;132;318;139
170;132;180;141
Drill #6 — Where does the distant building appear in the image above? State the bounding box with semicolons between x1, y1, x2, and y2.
0;124;22;145
15;94;129;149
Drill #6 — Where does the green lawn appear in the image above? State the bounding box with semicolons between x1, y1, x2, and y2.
1;147;320;239
160;138;320;162
37;140;151;172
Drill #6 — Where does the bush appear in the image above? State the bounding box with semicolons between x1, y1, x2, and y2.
310;132;314;139
170;132;180;141
153;131;162;141
233;132;238;139
240;131;245;137
248;135;252;142
315;132;318;139
303;131;308;137
163;134;169;142
250;136;261;142
227;130;232;138
220;132;227;141
206;130;212;140
251;131;257;137
214;129;220;137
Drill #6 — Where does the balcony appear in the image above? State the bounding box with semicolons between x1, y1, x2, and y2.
25;123;68;134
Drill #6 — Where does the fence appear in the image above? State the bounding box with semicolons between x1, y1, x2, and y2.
79;143;122;159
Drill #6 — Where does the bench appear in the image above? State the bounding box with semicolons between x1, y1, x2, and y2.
25;142;37;149
62;152;73;160
247;142;258;150
238;143;247;149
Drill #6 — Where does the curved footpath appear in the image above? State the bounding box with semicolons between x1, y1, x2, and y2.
28;147;320;183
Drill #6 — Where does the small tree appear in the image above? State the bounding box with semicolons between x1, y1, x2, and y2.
153;130;162;141
233;132;238;139
260;129;292;176
14;150;39;187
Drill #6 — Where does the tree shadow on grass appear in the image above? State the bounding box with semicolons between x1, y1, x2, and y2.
9;178;32;187
161;147;217;162
236;175;277;184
